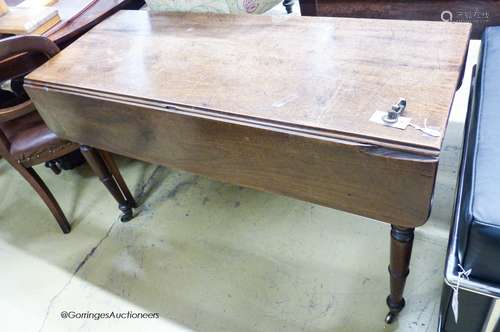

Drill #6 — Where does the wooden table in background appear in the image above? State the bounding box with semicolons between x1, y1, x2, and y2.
25;11;471;323
1;0;144;82
5;0;144;45
299;0;500;39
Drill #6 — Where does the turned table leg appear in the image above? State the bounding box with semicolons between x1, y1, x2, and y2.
80;145;134;222
99;150;137;208
386;225;415;324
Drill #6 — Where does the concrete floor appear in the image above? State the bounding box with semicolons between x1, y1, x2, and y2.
0;5;481;332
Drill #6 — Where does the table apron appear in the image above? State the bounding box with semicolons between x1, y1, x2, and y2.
26;85;438;227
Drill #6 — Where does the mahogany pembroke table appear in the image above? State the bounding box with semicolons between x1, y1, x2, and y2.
24;11;471;323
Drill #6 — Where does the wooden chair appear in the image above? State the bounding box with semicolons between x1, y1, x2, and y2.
0;35;136;233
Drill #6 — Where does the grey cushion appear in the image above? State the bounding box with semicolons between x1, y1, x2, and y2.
460;27;500;283
472;27;500;226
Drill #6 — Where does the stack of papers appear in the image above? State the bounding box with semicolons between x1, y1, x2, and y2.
0;5;60;35
0;0;8;17
17;0;58;8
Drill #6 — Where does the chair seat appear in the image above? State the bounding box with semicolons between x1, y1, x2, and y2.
460;27;500;284
0;111;78;164
0;35;135;234
439;28;500;332
471;28;500;228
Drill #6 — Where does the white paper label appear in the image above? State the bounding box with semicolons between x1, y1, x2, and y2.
369;111;412;130
452;288;459;323
451;265;472;323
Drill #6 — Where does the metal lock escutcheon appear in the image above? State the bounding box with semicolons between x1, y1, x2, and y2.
383;98;407;124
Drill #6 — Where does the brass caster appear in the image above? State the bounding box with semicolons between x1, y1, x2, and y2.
385;295;404;324
385;311;397;324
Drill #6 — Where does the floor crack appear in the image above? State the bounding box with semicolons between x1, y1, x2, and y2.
37;221;116;332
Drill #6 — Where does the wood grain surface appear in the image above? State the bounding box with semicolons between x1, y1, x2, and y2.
26;10;471;154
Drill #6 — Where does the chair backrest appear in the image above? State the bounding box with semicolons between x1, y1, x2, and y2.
0;35;59;60
0;34;59;83
0;35;60;154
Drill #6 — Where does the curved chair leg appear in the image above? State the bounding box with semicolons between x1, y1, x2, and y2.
45;160;61;175
283;0;294;14
8;160;70;233
99;150;137;208
80;145;133;222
